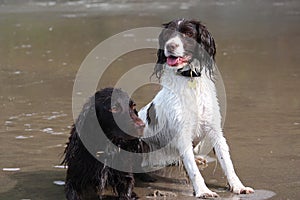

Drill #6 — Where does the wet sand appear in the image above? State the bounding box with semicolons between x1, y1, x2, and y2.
0;1;299;199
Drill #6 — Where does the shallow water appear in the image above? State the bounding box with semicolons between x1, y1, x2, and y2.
0;0;299;199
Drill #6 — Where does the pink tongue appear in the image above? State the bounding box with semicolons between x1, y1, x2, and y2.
167;57;183;66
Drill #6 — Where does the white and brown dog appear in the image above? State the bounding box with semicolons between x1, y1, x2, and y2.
139;19;254;198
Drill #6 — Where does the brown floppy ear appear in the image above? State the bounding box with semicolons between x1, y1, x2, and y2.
190;20;216;78
153;22;171;80
192;20;216;60
153;49;166;80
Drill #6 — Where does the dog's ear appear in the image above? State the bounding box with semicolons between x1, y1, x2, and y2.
153;49;166;80
191;20;216;60
153;24;169;80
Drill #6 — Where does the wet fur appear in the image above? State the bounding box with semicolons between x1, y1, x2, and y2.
139;19;254;198
62;88;148;200
153;19;216;79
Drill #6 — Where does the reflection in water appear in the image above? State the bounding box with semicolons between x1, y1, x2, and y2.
221;190;276;200
0;0;299;199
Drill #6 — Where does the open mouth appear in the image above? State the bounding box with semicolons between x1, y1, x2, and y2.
166;55;190;67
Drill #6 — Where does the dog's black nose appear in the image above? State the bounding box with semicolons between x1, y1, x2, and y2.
166;42;179;52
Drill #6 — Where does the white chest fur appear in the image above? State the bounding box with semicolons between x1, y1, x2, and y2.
139;66;222;166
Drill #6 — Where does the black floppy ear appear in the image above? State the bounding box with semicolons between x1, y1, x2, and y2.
192;20;216;60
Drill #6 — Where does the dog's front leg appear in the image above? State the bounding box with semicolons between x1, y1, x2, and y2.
214;136;254;194
182;146;219;198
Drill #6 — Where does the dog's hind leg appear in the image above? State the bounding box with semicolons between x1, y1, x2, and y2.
214;136;254;194
181;146;219;198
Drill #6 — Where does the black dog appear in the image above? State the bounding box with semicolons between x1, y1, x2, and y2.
62;88;148;200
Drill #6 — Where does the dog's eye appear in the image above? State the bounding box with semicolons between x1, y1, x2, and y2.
110;104;121;113
184;31;194;38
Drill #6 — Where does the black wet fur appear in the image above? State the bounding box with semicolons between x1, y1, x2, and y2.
62;88;150;200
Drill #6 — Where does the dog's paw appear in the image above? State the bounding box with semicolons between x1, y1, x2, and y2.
195;156;207;166
195;190;219;199
230;185;254;194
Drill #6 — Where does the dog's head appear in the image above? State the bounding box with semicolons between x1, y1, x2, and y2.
95;88;145;140
154;19;216;79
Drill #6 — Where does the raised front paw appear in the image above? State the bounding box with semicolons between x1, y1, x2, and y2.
230;185;254;194
195;190;219;199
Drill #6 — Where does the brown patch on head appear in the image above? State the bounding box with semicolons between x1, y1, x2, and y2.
153;19;216;80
